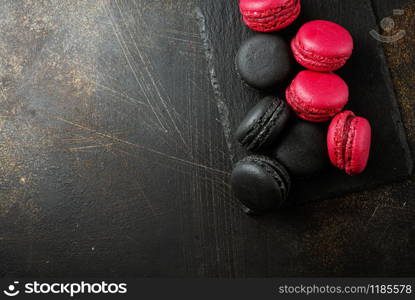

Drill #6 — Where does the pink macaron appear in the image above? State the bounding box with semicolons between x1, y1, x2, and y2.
327;110;372;176
239;0;301;32
291;20;353;71
285;70;349;122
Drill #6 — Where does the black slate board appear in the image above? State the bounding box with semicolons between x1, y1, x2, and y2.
199;0;413;204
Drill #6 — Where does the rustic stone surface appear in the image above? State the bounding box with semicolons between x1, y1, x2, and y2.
0;0;414;277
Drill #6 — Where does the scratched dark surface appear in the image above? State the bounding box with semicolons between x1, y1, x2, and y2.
0;0;414;277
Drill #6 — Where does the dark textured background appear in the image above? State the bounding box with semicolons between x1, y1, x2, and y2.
0;0;414;277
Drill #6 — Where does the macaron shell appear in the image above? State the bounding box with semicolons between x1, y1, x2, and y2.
286;71;349;122
291;37;348;72
273;120;330;177
242;4;300;32
240;0;294;13
235;97;272;141
235;97;290;151
292;71;349;110
240;0;301;32
295;20;353;58
345;117;371;175
327;111;372;176
231;156;290;213
236;34;293;89
285;83;337;122
231;160;283;211
254;100;290;150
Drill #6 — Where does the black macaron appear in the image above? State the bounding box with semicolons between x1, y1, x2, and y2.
236;34;293;90
231;155;291;214
270;119;330;177
235;96;290;151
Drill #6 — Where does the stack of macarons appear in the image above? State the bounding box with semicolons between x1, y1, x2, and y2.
231;0;372;215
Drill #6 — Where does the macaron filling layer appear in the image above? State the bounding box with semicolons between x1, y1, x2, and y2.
291;36;349;71
286;84;340;122
334;111;355;169
241;0;300;31
344;118;359;175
